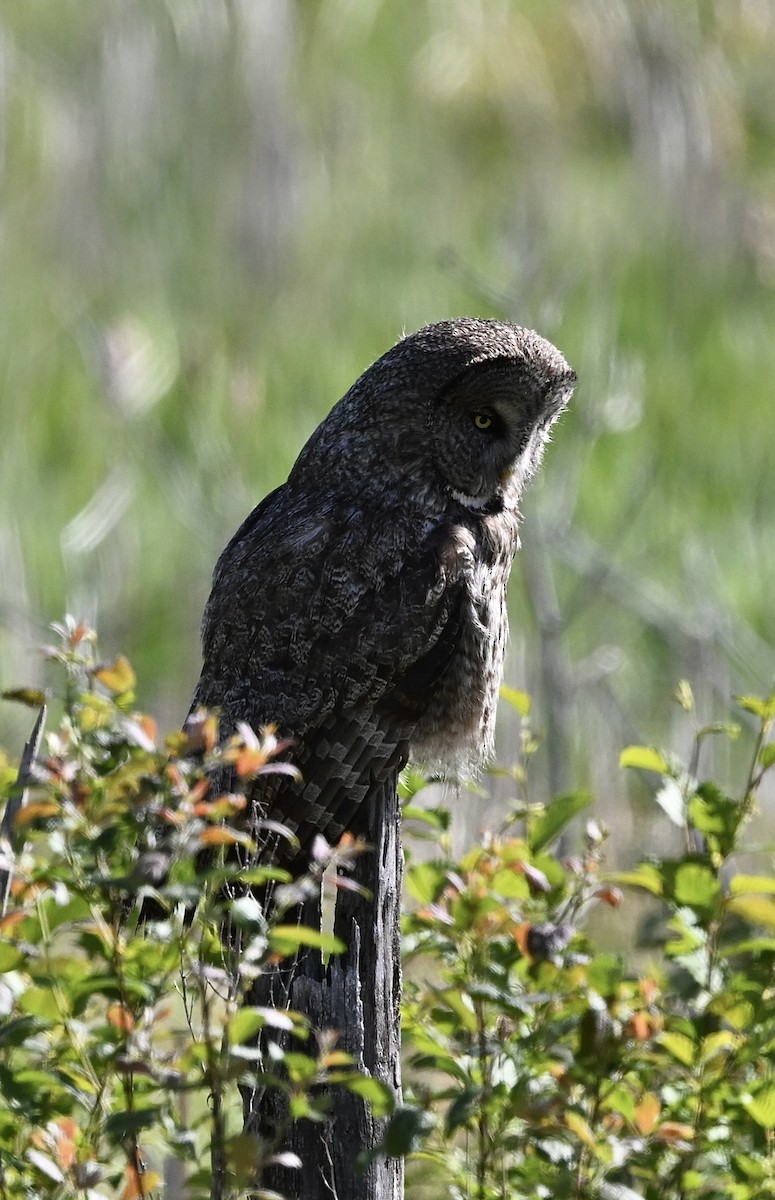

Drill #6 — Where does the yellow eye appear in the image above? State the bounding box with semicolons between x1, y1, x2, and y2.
472;412;493;430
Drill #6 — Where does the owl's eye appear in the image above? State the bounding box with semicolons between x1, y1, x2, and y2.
472;412;493;431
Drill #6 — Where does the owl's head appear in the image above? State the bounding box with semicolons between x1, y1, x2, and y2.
292;318;575;511
392;319;576;511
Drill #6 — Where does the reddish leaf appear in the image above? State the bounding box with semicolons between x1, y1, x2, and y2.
635;1092;661;1134
15;802;59;827
187;778;210;805
198;826;253;848
107;1003;135;1034
159;807;184;826
94;655;136;695
627;1011;653;1041
513;921;532;956
654;1122;694;1143
234;750;265;776
121;1166;161;1200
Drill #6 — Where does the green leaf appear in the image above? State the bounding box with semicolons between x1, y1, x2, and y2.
405;862;449;904
228;1006;300;1044
338;1073;393;1116
45;894;93;932
727;895;775;932
664;912;706;956
240;866;292;885
587;954;624;998
402;805;450;832
737;694;775;720
528;791;593;853
659;1031;696;1066
530;852;567;892
759;741;775;769
729;875;775;897
1;1067;65;1108
698;721;740;742
601;1082;637;1124
0;1015;47;1047
657;859;721;918
490;867;530;900
1;688;48;708
56;1065;100;1099
72;975;149;1007
499;685;531;716
719;937;775;956
608;864;664;896
408;1053;469;1085
700;1030;739;1062
732;1152;767;1182
224;1133;266;1183
0;944;25;972
674;861;722;914
437;988;477;1033
445;1087;481;1134
689;782;741;855
268;926;345;957
104;1108;162;1138
619;745;670;774
398;766;432;801
283;1052;318;1083
742;1084;775;1128
378;1105;434;1157
18;987;61;1020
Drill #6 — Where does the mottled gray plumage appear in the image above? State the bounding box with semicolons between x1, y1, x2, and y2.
192;318;575;856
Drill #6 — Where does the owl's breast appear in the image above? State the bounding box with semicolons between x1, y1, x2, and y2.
409;514;517;773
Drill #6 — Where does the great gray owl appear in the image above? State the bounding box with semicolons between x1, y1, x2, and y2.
191;318;575;857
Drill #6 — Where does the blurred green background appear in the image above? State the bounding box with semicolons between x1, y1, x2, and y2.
2;0;774;840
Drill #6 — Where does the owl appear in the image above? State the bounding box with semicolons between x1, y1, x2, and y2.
192;318;575;857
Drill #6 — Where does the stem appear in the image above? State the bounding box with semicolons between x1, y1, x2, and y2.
109;907;146;1192
575;1082;603;1198
684;729;703;854
474;997;490;1200
740;716;770;822
200;951;228;1199
37;895;102;1095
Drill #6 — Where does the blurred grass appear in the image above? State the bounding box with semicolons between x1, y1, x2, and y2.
1;0;774;832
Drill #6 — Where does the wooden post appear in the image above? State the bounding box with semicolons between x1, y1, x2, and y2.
244;775;403;1199
0;707;47;916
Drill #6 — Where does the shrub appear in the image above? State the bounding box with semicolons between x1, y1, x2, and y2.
401;688;775;1199
0;618;386;1200
2;623;775;1199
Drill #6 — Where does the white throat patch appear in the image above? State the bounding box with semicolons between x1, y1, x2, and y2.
448;488;492;511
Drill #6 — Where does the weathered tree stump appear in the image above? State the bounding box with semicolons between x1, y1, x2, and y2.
244;776;403;1199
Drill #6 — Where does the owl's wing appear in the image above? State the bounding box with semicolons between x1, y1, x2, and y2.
192;483;467;853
